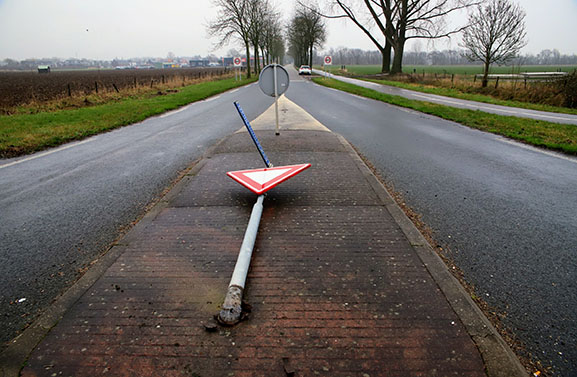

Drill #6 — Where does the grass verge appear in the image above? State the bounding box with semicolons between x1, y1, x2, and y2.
0;77;256;158
319;65;577;115
364;78;577;116
313;77;577;155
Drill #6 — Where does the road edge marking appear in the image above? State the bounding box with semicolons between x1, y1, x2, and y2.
0;139;94;170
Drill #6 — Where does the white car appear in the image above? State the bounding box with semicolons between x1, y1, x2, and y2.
298;65;312;75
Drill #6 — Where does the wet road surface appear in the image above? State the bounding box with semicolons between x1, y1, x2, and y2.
0;83;273;346
288;71;577;376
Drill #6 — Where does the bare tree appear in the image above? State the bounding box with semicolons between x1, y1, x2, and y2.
260;16;284;64
288;13;309;66
248;0;270;74
288;4;327;68
461;0;527;87
207;0;253;78
308;0;478;74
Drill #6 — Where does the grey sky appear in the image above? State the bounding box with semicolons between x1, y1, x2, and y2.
0;0;575;61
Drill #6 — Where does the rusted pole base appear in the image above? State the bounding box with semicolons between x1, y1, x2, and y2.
218;285;243;326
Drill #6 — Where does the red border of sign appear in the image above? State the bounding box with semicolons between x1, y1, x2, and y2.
324;56;332;65
227;164;311;195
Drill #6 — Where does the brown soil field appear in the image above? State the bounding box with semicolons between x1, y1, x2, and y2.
0;67;231;111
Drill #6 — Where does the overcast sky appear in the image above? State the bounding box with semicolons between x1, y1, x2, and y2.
0;0;575;61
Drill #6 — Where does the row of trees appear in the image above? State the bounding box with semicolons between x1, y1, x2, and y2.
300;0;528;87
208;0;285;78
287;6;326;68
209;0;534;88
308;0;481;74
318;47;577;67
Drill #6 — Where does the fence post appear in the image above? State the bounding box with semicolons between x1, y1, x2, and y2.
95;81;98;94
67;84;71;97
113;83;120;93
495;77;499;89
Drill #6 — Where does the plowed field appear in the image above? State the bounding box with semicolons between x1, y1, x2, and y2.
0;68;230;111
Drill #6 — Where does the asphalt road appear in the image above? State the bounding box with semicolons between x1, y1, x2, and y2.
2;67;576;375
289;69;577;376
314;69;577;126
0;83;273;346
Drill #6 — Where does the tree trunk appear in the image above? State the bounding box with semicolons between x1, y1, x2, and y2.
391;1;407;75
381;41;391;73
309;45;313;68
482;61;490;88
391;40;404;74
253;46;260;75
245;44;251;79
382;25;393;73
261;46;267;66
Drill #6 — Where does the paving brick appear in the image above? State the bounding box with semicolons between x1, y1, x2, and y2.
21;129;486;376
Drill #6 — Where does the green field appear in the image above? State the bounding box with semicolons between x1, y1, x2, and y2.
322;65;577;76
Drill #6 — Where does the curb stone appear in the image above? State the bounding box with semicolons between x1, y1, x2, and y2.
334;133;528;377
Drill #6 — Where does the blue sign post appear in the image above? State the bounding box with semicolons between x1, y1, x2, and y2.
234;101;272;168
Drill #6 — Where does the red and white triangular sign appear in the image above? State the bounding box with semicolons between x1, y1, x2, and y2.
227;164;311;195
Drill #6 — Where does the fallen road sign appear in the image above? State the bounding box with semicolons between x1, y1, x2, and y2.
227;164;311;195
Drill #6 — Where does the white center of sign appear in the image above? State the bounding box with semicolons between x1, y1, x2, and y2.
244;168;291;185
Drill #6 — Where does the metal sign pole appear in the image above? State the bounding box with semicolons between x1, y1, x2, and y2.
273;64;280;136
219;101;272;326
219;194;264;325
257;64;289;135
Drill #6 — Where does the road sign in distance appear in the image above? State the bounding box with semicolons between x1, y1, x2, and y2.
227;164;311;195
233;57;242;67
324;56;332;65
258;64;289;97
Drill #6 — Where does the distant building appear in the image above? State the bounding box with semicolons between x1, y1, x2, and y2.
37;65;51;73
189;59;209;67
163;62;179;69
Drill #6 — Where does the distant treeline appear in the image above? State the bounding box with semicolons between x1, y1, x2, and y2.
314;48;577;67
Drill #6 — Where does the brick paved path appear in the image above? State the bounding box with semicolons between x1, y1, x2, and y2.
21;127;486;376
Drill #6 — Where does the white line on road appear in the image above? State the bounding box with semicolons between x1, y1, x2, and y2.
0;139;95;170
160;105;190;118
229;88;239;93
496;138;577;164
203;95;221;102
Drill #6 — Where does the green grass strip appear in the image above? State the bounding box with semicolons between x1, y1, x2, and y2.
0;77;256;158
318;65;577;115
364;78;577;116
313;77;577;155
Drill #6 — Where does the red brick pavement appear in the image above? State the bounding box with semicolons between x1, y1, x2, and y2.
21;131;486;376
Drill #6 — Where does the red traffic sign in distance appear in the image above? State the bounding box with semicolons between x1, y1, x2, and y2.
227;164;311;195
324;56;332;65
233;57;242;66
